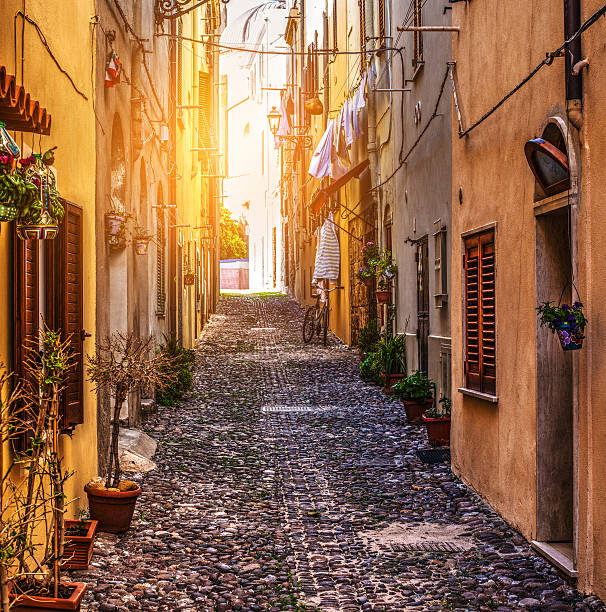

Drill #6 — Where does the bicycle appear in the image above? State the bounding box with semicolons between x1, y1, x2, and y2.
302;285;344;346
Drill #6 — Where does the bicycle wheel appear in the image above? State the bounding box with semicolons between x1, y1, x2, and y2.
322;306;329;346
303;306;318;343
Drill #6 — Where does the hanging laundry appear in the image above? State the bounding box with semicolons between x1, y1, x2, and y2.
105;51;122;88
331;107;350;179
352;73;368;137
308;119;334;179
313;212;340;282
367;56;377;91
343;97;354;147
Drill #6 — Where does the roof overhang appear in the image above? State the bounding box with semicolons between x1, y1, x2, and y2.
0;66;52;135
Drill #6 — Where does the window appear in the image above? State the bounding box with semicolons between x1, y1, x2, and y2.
332;0;338;50
198;71;211;152
177;19;183;105
156;209;167;316
434;222;448;307
413;0;423;69
463;230;496;395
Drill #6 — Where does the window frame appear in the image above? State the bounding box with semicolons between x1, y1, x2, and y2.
461;226;497;399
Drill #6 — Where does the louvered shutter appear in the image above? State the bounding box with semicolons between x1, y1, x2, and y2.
198;71;211;150
156;209;166;316
14;233;39;451
46;202;84;427
359;0;367;72
61;203;84;426
14;235;39;379
464;230;496;394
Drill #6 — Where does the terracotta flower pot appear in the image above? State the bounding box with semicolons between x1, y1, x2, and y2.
84;484;141;533
402;399;433;425
105;212;126;237
383;372;405;394
184;273;195;286
9;581;87;611
62;519;98;570
376;290;391;304
422;415;451;447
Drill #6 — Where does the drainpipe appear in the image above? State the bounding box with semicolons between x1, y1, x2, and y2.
565;0;583;130
169;18;178;336
364;0;379;237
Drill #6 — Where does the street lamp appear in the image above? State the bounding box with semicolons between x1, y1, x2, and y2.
266;106;313;148
267;107;281;136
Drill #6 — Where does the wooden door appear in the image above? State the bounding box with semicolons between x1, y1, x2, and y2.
416;236;429;373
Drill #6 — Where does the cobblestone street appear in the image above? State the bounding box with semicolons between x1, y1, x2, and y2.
76;295;605;611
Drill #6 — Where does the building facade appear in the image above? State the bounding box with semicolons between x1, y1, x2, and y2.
450;0;606;599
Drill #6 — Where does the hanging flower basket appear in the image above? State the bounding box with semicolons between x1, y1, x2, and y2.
556;321;584;351
134;238;151;255
105;212;128;250
184;273;195;286
376;289;391;304
537;294;586;352
10;151;64;240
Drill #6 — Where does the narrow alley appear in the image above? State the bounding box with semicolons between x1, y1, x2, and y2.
76;295;604;612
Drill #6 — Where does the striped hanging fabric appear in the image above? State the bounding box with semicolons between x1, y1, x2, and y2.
313;212;340;282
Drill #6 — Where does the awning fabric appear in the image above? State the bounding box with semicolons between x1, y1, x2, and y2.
0;66;51;135
309;158;370;214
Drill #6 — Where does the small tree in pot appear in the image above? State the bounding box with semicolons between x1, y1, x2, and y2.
85;334;175;532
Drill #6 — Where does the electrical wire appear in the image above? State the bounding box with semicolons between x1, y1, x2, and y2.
14;11;88;101
460;2;606;138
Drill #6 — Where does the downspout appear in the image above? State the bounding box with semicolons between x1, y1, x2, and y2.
565;0;583;130
364;0;379;235
169;18;178;335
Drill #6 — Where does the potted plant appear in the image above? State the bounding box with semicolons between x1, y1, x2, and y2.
356;241;379;287
537;300;587;351
133;226;153;255
360;351;382;384
375;251;397;304
6;328;87;611
0;172;22;222
423;396;451;447
15;150;64;240
62;512;98;571
376;332;407;392
85;334;175;533
393;370;435;424
105;204;129;250
0;123;20;222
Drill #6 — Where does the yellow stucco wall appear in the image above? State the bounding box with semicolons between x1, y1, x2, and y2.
451;0;606;599
0;1;98;517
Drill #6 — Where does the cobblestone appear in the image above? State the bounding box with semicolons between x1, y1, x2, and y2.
74;294;606;611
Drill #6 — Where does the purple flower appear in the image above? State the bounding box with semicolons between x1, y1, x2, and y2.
559;330;571;345
574;301;583;308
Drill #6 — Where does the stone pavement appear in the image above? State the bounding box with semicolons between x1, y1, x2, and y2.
74;294;606;611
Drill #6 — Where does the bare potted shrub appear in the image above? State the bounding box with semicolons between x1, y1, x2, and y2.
5;330;87;611
85;334;175;533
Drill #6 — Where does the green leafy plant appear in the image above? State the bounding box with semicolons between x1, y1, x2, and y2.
537;300;587;344
359;351;382;383
376;332;407;376
425;396;451;419
393;370;435;403
358;319;380;354
155;335;196;407
220;206;247;260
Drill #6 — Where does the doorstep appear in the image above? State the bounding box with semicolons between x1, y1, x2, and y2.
531;541;577;578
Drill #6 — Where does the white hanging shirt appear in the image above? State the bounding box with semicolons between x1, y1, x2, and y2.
308;119;334;179
313;212;340;282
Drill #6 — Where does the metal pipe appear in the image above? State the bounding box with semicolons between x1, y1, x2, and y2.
397;26;460;32
565;0;583;128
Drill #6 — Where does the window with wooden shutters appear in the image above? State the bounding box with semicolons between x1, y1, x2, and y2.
156;209;166;316
47;202;84;428
413;0;423;69
177;19;183;106
464;230;496;395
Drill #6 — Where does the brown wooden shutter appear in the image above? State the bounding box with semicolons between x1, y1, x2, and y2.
47;202;84;428
198;71;211;150
332;0;338;50
156;209;166;316
14;235;39;380
464;230;496;394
